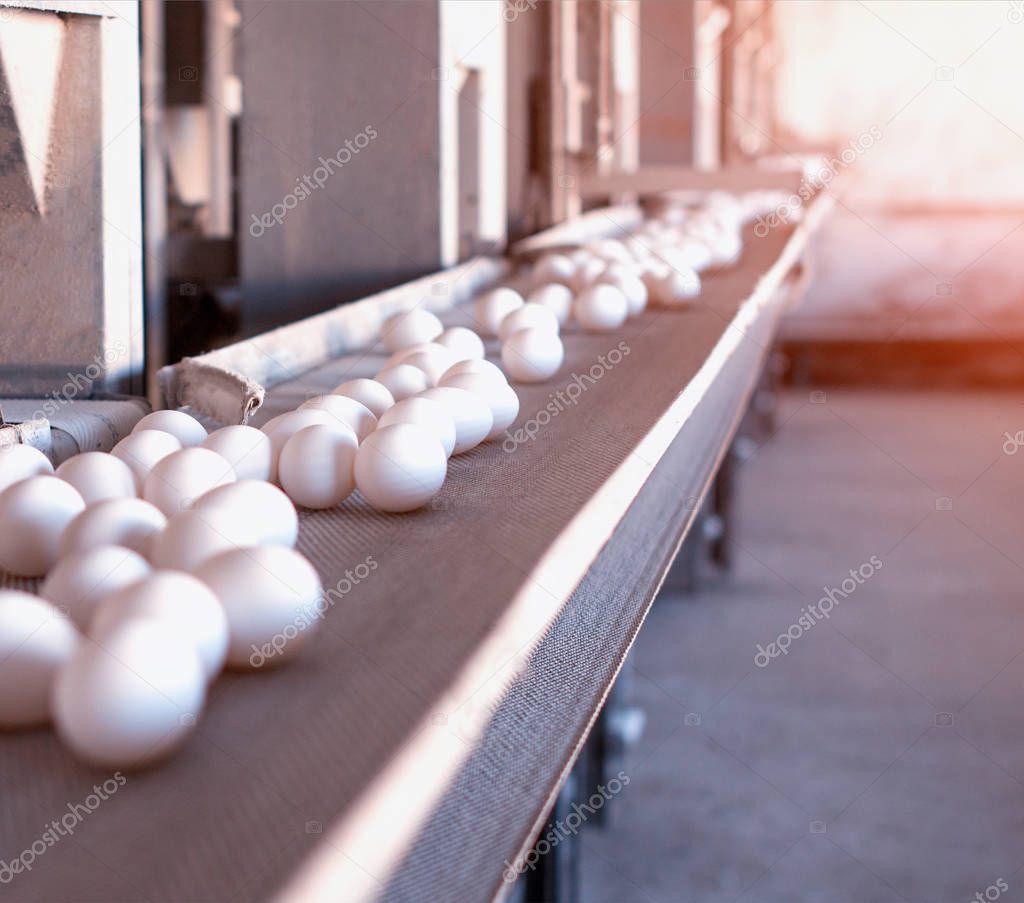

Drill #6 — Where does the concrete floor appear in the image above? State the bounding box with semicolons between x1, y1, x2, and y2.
581;389;1024;903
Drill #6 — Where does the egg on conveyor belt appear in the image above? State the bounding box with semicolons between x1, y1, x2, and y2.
435;326;486;362
201;425;273;482
53;618;206;768
196;545;325;670
194;479;299;548
498;302;560;341
501;328;565;384
527;283;573;326
58;497;167;558
0;592;78;729
41;544;151;631
374;363;430;402
380;308;443;352
331;378;396;419
90;571;229;682
418;387;493;455
142;447;236;517
298;395;377;442
440;372;519;438
474;287;524;337
262;409;358;483
111;429;183;493
55;452;137;505
150;505;259;572
278;424;358;509
378;397;458;458
572;284;629;333
0;443;53;494
0;476;85;577
354;423;448;512
131;409;208;448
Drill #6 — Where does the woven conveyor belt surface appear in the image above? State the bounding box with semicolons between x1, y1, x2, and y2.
0;221;794;903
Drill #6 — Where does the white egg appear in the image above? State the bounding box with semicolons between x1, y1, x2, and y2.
527;283;573;326
201;425;273;482
298;395;377;442
0;443;53;494
502;328;565;383
676;240;714;271
531;253;576;287
435;326;485;361
419;387;493;455
142;447;236;517
194;480;298;547
59;497;167;558
41;545;152;631
354;423;447;512
378;397;457;458
441;373;520;438
111;429;183;492
498;302;560;341
474;287;524;337
573;284;629;332
571;256;608;291
439;358;508;388
647;267;701;307
132;410;208;447
598;269;648;316
196;546;324;669
55;452;136;505
381;308;444;352
90;571;229;681
279;424;358;509
53;619;206;767
395;346;458;387
262;409;357;483
375;363;430;401
0;476;85;576
150;504;259;572
0;592;78;729
332;378;396;418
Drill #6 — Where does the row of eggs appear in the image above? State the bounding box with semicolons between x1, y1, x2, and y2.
0;192;776;768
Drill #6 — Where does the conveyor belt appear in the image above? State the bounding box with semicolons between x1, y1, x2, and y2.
0;205;823;903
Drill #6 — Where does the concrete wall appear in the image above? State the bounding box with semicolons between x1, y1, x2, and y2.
0;4;142;395
237;0;442;336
